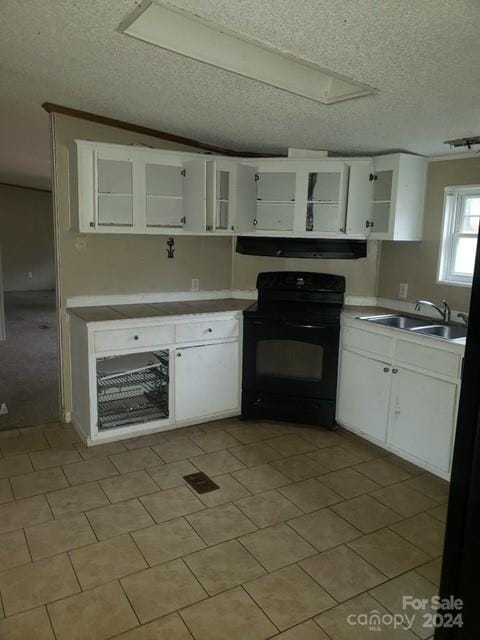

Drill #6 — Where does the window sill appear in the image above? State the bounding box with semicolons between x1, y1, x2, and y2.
436;278;472;288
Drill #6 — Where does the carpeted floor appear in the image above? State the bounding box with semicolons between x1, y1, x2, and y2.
0;290;59;430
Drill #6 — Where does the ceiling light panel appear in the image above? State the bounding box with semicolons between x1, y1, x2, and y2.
121;1;377;105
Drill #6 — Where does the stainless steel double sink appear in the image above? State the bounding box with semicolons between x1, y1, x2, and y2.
358;314;467;342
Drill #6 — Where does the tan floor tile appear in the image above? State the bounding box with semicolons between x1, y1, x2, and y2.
48;581;138;640
77;440;127;460
288;508;361;551
0;606;55;640
300;429;346;449
196;473;250;508
87;498;154;539
121;558;206;623
44;425;81;449
403;473;450;503
110;447;163;473
428;504;448;523
391;513;445;556
0;454;33;479
268;435;316;457
140;486;204;523
0;553;79;615
30;447;82;470
245;564;335;630
385;454;425;476
332;495;401;533
236;489;302;527
26;513;96;559
370;483;437;517
162;425;204;439
0;495;52;534
192;450;245;476
0;478;13;503
132;518;205;565
417;557;443;586
147;459;198;490
301;545;384;602
338;434;388;462
369;571;438;639
279;478;342;512
315;592;417;639
62;456;118;485
191;430;240;452
153;437;204;463
225;423;279;444
0;530;30;571
187;503;256;545
181;586;276;640
228;442;282;467
185;539;265;595
240;522;316;571
272;454;327;481
348;528;429;577
274;619;329;639
47;481;109;517
1;431;49;457
70;533;147;589
100;470;158;503
307;446;363;471
320;468;380;499
123;432;166;450
354;458;412;486
11;467;68;499
113;613;193;639
232;463;289;493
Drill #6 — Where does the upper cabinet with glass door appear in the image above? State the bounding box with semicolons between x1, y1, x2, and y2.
74;141;206;235
205;159;236;233
364;153;427;240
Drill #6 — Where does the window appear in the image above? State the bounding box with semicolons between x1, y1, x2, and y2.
438;185;480;286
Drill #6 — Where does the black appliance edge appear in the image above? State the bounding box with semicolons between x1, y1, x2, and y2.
236;236;367;259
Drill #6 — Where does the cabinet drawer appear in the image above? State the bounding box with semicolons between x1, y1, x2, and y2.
395;339;461;378
176;318;239;343
94;325;174;352
342;326;393;359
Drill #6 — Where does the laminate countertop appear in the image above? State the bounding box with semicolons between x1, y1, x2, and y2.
67;298;253;323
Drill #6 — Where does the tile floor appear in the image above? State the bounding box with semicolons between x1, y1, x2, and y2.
0;418;449;639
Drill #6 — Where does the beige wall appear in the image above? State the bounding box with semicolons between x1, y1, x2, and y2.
377;158;479;311
52;113;233;414
233;241;381;297
0;184;54;291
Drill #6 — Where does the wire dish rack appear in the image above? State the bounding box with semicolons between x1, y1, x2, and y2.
97;351;169;430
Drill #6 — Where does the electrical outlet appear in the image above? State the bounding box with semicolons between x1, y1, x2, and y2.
27;272;33;279
399;283;408;299
191;278;200;292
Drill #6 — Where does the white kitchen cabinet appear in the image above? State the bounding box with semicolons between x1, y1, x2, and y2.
388;366;457;473
337;349;391;442
206;159;236;232
175;341;240;422
365;153;427;240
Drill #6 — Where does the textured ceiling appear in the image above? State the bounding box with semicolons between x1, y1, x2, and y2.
1;0;480;189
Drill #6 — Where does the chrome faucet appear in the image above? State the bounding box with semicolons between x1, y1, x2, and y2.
457;312;469;327
415;299;451;323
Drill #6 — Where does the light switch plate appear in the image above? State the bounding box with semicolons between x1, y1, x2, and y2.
191;278;200;292
399;283;408;299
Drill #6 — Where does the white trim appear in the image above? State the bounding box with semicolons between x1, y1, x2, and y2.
65;289;234;308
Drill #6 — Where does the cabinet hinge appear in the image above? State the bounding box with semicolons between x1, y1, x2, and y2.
369;173;378;182
181;169;186;177
366;220;374;228
254;174;259;182
180;216;186;225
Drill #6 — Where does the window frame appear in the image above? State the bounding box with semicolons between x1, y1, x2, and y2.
437;185;480;287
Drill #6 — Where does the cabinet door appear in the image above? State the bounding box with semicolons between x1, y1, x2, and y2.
255;171;296;232
183;159;207;233
388;367;457;473
345;162;373;235
235;164;257;232
337;349;391;442
175;342;239;422
206;160;235;232
145;161;184;229
304;164;349;233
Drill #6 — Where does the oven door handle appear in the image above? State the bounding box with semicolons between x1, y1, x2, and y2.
283;321;326;330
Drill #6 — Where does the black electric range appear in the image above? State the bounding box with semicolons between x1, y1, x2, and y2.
242;271;345;428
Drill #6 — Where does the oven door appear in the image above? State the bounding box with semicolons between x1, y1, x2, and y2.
242;316;339;401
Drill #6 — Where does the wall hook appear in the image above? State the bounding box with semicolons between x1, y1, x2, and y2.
166;237;175;259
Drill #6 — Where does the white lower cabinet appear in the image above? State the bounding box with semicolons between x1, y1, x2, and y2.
388;366;457;474
337;320;463;478
175;341;240;423
337;350;391;442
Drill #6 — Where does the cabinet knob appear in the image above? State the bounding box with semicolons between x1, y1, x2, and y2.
392;368;398;374
207;328;213;333
133;335;139;341
89;222;95;228
383;367;390;373
177;352;182;357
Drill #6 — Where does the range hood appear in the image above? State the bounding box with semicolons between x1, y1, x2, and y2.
236;237;367;259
